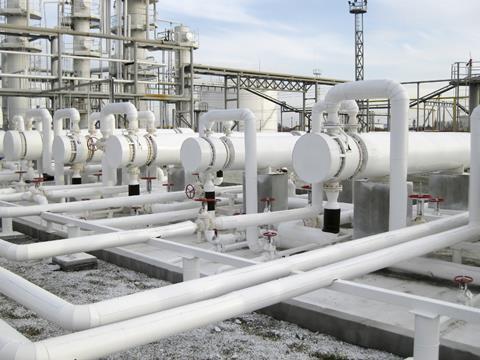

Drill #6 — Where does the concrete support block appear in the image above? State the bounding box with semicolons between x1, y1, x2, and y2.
428;173;469;211
353;180;412;238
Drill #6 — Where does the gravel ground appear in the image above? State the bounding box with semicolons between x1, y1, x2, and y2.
0;237;401;360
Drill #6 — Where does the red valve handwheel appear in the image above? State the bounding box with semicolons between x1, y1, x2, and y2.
454;275;473;286
86;137;98;152
185;184;196;199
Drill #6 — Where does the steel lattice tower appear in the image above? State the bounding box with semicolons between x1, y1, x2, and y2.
349;1;367;81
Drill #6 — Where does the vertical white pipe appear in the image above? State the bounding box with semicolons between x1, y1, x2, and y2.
25;109;54;175
324;80;409;230
469;106;480;225
199;109;259;251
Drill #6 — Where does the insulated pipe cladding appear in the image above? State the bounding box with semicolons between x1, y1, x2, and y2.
295;80;411;231
182;109;264;252
100;102;138;190
104;128;194;169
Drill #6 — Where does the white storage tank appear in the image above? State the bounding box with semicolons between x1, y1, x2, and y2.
198;88;279;132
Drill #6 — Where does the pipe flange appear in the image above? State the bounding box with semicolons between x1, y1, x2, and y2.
331;136;346;179
349;133;368;179
20;132;27;159
347;133;365;178
144;134;156;166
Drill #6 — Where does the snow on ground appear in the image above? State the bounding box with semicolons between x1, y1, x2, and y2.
0;236;401;360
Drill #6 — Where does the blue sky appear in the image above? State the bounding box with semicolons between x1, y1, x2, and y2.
159;0;480;82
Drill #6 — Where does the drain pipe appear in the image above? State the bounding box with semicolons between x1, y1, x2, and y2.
198;109;260;252
324;80;409;230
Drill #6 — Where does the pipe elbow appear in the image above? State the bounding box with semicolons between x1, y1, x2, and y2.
3;243;28;261
239;108;255;122
384;80;408;102
0;341;49;360
58;304;100;331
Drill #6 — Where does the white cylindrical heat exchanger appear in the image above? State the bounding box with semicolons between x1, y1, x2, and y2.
52;133;102;165
181;134;299;173
292;132;470;184
3;130;43;161
105;129;196;169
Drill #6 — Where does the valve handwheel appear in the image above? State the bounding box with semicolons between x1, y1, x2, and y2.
301;185;312;190
163;183;174;191
15;170;27;181
86;137;98;152
454;275;474;286
409;194;433;200
261;197;276;203
185;184;196;199
263;230;278;241
194;197;217;203
31;177;44;188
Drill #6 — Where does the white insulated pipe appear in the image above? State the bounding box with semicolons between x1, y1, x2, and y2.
469;105;480;225
214;207;318;230
0;191;188;218
0;186;239;218
138;110;156;133
0;212;467;334
326;80;408;230
0;221;197;261
90;208;199;228
24;108;54;175
197;109;260;251
53;108;80;136
100;102;138;186
1;222;477;360
311;99;359;133
297;80;409;230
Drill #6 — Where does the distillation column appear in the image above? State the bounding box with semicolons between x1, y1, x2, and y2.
70;0;100;127
174;25;195;127
0;0;42;123
124;0;158;110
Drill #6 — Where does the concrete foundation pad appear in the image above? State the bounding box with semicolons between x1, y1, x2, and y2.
52;253;98;272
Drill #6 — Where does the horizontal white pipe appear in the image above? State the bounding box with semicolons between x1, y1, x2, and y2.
276;212;353;249
151;201;199;213
214;206;319;230
0;214;468;334
0;191;188;218
90;208;199;228
3;224;477;359
43;186;128;200
0;188;15;195
0;221;196;261
390;257;480;286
